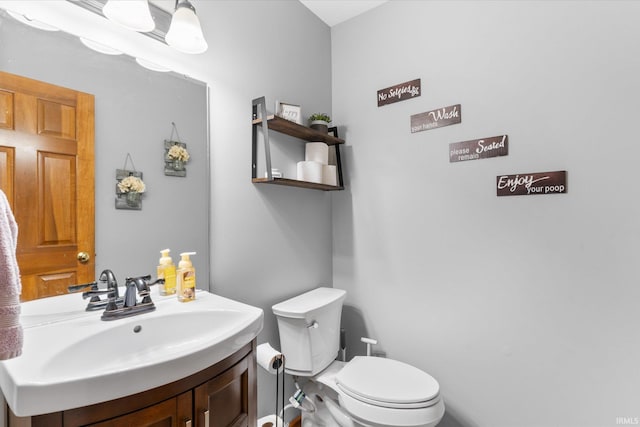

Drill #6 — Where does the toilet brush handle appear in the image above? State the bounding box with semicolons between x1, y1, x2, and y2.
361;337;378;356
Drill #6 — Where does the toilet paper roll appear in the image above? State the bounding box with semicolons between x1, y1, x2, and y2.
305;142;329;165
297;161;323;184
322;165;337;186
257;343;285;374
257;415;286;427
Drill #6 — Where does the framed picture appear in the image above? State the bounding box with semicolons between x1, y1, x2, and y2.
276;101;302;124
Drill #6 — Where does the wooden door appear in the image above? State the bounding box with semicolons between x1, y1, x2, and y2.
0;71;95;301
194;355;256;427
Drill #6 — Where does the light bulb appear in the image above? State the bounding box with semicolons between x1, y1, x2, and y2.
102;0;155;33
165;1;208;54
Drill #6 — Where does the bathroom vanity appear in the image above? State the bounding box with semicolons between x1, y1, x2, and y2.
0;291;263;427
8;342;256;427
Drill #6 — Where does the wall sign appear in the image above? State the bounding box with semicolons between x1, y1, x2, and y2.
411;104;461;133
449;135;508;163
377;78;421;107
497;170;567;196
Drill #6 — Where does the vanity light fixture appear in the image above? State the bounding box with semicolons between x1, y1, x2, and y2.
80;37;123;55
165;0;208;54
102;0;155;33
135;57;171;72
7;10;59;32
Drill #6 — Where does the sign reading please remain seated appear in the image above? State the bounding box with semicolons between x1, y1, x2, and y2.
449;135;508;163
496;171;567;196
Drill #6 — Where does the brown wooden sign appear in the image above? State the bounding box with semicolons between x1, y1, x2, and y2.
497;170;567;196
411;104;461;133
377;79;421;107
449;135;508;163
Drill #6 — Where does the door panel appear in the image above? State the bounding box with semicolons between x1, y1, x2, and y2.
195;356;252;427
88;397;177;427
0;71;94;301
37;98;76;140
40;152;76;244
0;146;14;205
0;90;14;129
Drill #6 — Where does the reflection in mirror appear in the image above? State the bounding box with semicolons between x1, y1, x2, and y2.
0;9;210;299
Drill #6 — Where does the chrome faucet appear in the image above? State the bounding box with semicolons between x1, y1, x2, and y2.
80;269;121;310
101;274;163;320
99;270;119;297
68;269;122;311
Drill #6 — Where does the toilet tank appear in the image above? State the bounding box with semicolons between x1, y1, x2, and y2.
272;287;346;376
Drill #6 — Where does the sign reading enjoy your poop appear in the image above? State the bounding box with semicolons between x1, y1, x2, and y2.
377;79;421;107
496;171;567;196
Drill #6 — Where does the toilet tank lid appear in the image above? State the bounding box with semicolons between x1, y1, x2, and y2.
272;287;346;319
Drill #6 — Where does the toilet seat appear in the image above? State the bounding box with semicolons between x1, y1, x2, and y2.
312;358;445;427
336;356;441;409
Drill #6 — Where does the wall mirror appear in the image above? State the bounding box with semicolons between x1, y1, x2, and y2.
0;9;210;299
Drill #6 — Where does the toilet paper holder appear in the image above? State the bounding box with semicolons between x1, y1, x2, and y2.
257;342;285;374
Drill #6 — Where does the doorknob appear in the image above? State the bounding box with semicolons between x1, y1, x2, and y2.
77;251;91;263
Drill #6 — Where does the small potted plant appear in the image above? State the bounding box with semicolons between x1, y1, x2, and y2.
309;113;331;133
167;144;190;171
117;175;146;206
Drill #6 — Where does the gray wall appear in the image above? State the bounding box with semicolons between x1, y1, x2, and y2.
200;1;333;418
332;1;640;426
5;1;640;425
1;1;333;421
0;14;210;288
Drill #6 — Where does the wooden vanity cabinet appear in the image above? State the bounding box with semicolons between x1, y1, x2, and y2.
85;393;191;427
8;341;256;427
195;353;253;427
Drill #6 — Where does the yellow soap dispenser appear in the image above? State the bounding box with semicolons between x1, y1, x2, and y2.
157;249;176;296
177;251;196;302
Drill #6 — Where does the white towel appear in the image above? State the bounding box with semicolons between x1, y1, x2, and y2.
0;190;22;360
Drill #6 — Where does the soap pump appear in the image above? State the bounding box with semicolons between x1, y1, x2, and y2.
157;249;176;296
177;251;196;302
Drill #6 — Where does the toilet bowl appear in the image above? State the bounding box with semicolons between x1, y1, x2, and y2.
272;287;444;427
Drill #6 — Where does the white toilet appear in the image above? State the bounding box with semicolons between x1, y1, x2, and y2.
272;287;445;427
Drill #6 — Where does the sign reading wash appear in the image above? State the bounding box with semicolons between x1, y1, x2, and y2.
411;104;461;133
497;171;567;196
449;135;508;163
377;79;421;107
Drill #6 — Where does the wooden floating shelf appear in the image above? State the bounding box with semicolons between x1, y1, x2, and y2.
251;97;345;192
252;177;344;191
252;115;345;146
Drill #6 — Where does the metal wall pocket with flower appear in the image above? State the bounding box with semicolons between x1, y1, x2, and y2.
164;140;189;177
116;169;145;210
115;152;145;210
164;122;190;177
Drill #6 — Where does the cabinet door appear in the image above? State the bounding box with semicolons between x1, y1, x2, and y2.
195;355;256;427
85;392;192;427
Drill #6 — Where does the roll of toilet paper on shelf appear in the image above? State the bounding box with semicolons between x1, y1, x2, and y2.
322;165;337;186
297;161;323;184
257;414;286;427
305;142;329;164
257;343;285;374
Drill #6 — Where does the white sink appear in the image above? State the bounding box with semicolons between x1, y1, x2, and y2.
0;291;263;416
19;292;93;327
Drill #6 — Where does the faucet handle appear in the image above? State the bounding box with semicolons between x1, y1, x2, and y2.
82;289;111;299
67;282;98;293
